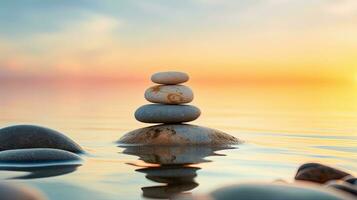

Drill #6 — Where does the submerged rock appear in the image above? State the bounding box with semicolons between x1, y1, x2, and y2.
0;182;46;200
295;163;350;184
118;124;241;146
0;125;83;153
0;148;82;164
135;104;201;123
151;71;189;85
177;182;355;200
145;85;194;104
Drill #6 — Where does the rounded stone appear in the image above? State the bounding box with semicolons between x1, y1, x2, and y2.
0;183;46;200
135;104;201;123
0;125;83;153
0;148;82;164
183;183;355;200
295;163;350;184
151;71;189;85
117;124;241;146
145;85;194;104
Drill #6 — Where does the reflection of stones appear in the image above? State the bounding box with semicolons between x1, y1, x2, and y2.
122;145;233;199
0;182;46;200
0;165;80;179
0;125;83;153
118;124;240;146
138;166;200;199
122;145;232;165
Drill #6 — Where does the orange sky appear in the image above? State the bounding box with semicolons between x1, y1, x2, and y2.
0;0;356;84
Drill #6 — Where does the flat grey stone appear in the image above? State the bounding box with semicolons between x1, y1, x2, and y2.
151;71;189;85
0;182;46;200
0;125;83;153
176;183;355;200
0;148;82;164
145;85;193;104
118;124;241;146
135;104;201;123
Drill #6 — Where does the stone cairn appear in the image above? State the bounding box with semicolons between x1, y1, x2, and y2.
118;71;240;146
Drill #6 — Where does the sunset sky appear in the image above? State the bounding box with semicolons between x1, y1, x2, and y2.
0;0;357;83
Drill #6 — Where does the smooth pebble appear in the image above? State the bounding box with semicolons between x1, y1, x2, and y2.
145;85;193;104
135;104;201;123
151;71;189;85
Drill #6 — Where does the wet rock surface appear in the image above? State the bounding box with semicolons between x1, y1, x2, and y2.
295;163;351;184
0;125;83;153
0;148;82;164
118;124;241;146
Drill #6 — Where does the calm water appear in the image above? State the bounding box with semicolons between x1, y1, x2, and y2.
0;82;356;199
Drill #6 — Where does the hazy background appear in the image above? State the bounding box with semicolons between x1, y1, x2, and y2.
0;0;356;84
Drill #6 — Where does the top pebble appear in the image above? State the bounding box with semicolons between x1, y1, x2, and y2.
151;71;189;85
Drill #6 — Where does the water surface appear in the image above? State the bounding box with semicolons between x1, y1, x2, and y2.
0;82;356;199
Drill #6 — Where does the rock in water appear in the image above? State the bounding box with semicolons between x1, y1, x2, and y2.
0;182;46;200
0;148;82;164
295;163;350;184
0;125;83;153
151;71;189;85
326;181;357;197
145;85;194;104
135;104;201;123
176;183;355;200
118;124;241;146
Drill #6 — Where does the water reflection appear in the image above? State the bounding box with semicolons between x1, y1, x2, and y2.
0;164;81;179
121;145;234;199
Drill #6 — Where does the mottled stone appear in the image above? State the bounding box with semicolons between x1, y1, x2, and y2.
0;125;83;153
0;182;46;200
135;104;201;123
118;124;241;146
151;71;189;85
145;85;194;104
176;183;355;200
326;181;357;197
0;148;82;164
295;163;350;184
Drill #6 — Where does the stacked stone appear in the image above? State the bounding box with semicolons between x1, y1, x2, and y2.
135;71;201;124
118;71;241;146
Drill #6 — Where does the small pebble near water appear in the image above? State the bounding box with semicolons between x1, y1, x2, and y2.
295;163;351;184
145;85;194;104
135;104;201;123
0;148;82;164
0;182;46;200
151;71;189;84
0;125;83;153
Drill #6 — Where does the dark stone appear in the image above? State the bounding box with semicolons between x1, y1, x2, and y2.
0;125;83;153
295;163;350;184
0;165;80;179
344;177;357;185
326;181;357;197
0;182;46;200
0;148;82;164
205;183;355;200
